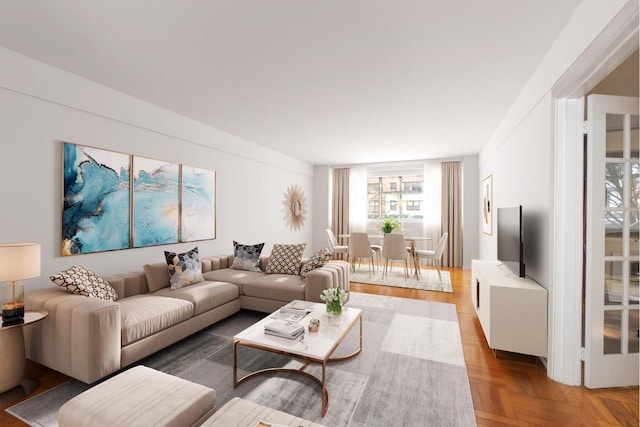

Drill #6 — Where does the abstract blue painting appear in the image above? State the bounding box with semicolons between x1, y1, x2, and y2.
181;165;216;242
62;143;130;255
133;156;179;247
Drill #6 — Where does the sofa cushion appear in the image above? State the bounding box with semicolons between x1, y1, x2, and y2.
50;265;118;301
231;241;265;272
300;248;332;278
265;243;306;275
202;268;264;294
143;262;171;292
118;295;194;346
164;247;204;289
243;274;305;302
153;280;240;316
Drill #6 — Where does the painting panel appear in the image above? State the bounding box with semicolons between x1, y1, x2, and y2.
482;175;493;235
62;142;131;256
181;165;216;242
133;156;180;247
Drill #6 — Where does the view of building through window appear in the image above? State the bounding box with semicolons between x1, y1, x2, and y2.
367;174;424;220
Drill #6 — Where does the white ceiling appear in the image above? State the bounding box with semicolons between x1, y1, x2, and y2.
0;1;582;166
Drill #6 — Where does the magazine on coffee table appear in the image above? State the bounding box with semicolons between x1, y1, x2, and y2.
268;311;306;322
264;320;304;340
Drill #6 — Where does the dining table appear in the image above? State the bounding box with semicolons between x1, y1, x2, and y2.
338;234;431;279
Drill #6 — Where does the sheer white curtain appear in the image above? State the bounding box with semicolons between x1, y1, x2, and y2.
422;162;442;247
349;166;368;232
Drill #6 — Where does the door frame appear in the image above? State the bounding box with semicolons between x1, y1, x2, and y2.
550;3;638;385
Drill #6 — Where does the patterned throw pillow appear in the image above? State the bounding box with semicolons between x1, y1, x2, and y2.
164;247;204;290
231;241;265;272
50;265;118;301
265;243;307;275
300;248;332;278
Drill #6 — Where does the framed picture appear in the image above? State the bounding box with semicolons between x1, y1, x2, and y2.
482;175;493;235
132;156;180;247
61;142;217;254
62;142;131;256
180;165;216;242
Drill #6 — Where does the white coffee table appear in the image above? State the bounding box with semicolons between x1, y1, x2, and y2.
233;301;362;416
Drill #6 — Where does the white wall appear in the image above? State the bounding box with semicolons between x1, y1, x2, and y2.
478;95;553;286
478;0;632;289
0;47;315;290
312;165;331;252
462;155;479;269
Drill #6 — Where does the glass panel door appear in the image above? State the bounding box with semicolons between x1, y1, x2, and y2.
585;95;639;388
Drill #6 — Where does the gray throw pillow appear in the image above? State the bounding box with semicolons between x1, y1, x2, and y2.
231;241;265;272
164;247;204;290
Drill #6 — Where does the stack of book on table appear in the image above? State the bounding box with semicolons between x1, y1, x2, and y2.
264;320;304;340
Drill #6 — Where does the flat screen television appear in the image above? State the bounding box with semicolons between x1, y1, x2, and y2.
497;205;525;277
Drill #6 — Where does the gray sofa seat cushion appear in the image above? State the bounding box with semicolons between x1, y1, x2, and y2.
153;281;240;316
202;269;264;293
243;274;305;302
119;295;194;346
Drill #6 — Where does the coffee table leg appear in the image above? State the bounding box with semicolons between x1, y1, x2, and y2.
232;340;238;388
322;361;328;416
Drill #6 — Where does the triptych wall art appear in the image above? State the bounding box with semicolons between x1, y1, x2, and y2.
62;142;216;256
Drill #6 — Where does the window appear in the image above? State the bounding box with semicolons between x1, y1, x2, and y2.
404;181;423;192
406;200;421;211
367;174;423;220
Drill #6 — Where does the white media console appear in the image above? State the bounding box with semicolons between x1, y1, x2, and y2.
471;259;548;357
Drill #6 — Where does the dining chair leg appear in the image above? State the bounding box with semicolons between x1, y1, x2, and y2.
409;241;420;279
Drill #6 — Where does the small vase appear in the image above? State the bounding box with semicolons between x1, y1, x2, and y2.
326;300;342;317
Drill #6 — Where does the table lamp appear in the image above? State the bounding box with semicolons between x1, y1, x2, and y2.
0;242;41;326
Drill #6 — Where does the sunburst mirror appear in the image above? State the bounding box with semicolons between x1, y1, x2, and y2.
282;184;307;231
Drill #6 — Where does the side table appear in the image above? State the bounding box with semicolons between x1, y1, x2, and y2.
0;310;48;405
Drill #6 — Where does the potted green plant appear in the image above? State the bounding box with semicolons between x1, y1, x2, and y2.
378;218;402;235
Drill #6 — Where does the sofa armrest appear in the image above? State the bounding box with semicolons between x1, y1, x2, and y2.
24;287;121;384
304;261;350;303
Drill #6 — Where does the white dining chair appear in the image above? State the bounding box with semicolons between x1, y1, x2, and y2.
347;232;376;277
381;233;410;281
414;232;449;283
326;229;348;259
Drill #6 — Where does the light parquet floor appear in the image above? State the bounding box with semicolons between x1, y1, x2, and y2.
351;267;639;427
1;267;638;426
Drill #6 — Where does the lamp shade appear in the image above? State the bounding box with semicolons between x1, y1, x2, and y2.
0;242;41;282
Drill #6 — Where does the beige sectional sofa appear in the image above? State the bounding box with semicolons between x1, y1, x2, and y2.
24;254;349;384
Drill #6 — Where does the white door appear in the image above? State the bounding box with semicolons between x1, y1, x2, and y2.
585;94;639;388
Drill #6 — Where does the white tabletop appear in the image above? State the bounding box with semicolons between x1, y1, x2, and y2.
234;301;361;361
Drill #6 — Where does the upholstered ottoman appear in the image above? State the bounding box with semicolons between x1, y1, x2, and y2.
202;397;325;427
58;365;216;427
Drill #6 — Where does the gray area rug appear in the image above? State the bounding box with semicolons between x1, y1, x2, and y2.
7;292;475;427
350;268;453;293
